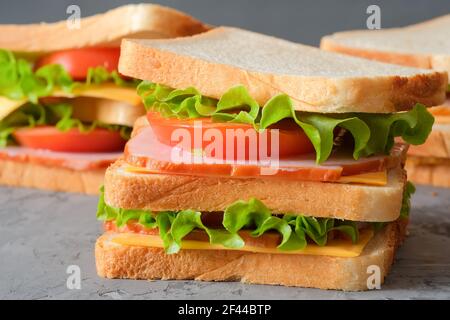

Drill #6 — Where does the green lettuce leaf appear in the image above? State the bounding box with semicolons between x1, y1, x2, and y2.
0;102;132;146
0;49;138;103
96;186;120;221
137;82;434;163
0;50;72;103
400;181;416;219
223;198;293;249
85;66;140;87
169;210;243;253
97;189;361;254
0;104;46;147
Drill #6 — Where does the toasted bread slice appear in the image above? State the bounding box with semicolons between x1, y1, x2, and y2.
321;14;450;73
405;156;450;187
0;4;209;54
321;16;450;187
103;160;406;222
118;27;447;113
0;158;104;194
95;219;407;291
407;124;450;159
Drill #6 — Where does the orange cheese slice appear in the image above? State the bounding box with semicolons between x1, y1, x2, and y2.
109;228;374;258
337;170;387;186
124;164;388;186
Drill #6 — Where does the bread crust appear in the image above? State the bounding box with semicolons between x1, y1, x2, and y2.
321;39;450;76
320;14;450;74
405;157;450;187
320;39;432;69
0;4;209;54
118;27;447;113
95;219;408;291
407;126;450;158
104;160;406;222
0;158;105;194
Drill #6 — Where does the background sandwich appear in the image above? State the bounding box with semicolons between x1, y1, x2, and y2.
96;27;446;290
321;14;450;187
0;4;208;194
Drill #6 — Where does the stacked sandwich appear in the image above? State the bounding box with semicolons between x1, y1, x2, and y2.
0;4;208;194
321;14;450;187
95;27;447;290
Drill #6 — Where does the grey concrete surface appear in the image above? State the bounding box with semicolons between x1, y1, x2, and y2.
0;185;449;299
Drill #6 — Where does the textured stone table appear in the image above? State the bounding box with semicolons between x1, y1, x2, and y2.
0;185;449;300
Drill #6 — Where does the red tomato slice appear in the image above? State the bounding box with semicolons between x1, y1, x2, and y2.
146;111;314;161
123;127;405;181
35;47;120;80
13;126;126;153
124;126;345;181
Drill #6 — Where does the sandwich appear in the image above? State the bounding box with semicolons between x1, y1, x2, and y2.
95;27;447;290
0;4;208;194
321;14;450;187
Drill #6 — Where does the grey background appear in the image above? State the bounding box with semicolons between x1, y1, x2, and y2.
0;0;449;46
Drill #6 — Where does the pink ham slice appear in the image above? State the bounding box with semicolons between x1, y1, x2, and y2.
0;147;121;171
124;126;408;182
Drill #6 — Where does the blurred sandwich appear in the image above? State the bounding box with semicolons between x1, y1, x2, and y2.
321;14;450;187
0;4;208;194
95;27;446;290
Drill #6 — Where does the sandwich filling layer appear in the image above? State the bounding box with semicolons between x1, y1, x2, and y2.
136;82;434;164
0;49;145;162
97;182;414;257
120;82;432;184
123;122;407;184
0;147;121;170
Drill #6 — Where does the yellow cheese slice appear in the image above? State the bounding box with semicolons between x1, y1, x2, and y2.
124;165;388;186
53;83;141;107
70;97;145;127
110;228;374;258
0;96;26;120
0;83;142;122
337;170;387;186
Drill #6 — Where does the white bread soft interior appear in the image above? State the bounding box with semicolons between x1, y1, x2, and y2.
119;27;447;113
321;14;450;73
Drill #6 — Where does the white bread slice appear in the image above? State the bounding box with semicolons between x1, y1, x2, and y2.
95;219;407;291
0;4;209;54
0;158;104;194
104;160;406;222
407;124;450;159
405;157;450;188
320;14;450;73
118;27;447;113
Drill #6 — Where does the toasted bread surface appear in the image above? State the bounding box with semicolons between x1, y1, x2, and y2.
0;4;209;54
0;158;104;194
103;160;406;222
119;27;447;113
407;124;450;159
95;219;407;291
405;156;450;187
321;14;450;73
